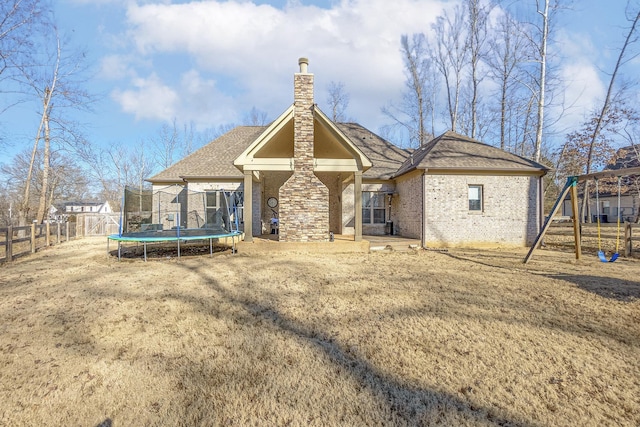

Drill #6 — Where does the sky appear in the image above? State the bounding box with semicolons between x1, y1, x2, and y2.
0;0;637;163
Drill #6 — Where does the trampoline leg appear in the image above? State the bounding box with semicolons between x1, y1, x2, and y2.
118;241;121;261
144;242;147;262
210;238;213;257
178;239;181;259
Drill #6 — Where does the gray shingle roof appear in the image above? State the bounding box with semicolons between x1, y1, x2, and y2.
148;122;407;182
148;126;267;182
337;123;409;179
148;127;543;184
394;131;547;177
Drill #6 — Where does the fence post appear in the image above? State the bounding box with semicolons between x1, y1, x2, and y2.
45;222;50;246
56;222;61;245
31;222;36;253
624;223;633;257
6;226;12;262
66;222;70;242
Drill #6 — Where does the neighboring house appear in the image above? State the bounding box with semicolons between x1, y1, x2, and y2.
148;58;547;247
48;205;68;223
64;201;113;214
561;191;638;223
562;145;640;222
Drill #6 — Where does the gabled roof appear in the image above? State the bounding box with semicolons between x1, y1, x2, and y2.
394;131;547;177
148;126;267;183
337;123;409;180
148;121;398;183
233;105;372;172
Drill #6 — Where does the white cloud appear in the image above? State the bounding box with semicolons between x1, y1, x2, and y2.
99;54;135;80
552;29;606;132
112;73;179;121
111;70;239;126
110;0;448;129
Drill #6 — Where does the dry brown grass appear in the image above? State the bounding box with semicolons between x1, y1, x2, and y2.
0;237;639;426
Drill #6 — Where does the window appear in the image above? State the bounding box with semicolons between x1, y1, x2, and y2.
362;192;386;224
206;190;244;231
468;185;483;211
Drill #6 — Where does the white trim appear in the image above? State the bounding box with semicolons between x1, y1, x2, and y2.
234;106;294;169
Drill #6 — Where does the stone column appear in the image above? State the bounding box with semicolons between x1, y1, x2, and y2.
278;58;330;242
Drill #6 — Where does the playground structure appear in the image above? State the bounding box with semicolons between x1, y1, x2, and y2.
524;166;640;263
107;185;243;261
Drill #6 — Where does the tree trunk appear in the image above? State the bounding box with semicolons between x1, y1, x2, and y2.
36;90;51;223
534;0;549;163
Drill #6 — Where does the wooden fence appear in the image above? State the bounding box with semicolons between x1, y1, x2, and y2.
81;213;120;236
0;222;76;263
0;213;120;263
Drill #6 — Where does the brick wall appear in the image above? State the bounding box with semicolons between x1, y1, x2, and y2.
422;174;540;247
395;171;424;239
278;71;330;242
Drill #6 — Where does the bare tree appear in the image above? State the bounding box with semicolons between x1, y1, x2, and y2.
1;147;89;225
151;118;179;169
580;4;640;220
532;0;551;163
382;33;436;148
0;0;46;106
326;81;350;122
16;25;91;224
430;4;469;133
243;106;269;126
486;11;532;150
466;0;491;139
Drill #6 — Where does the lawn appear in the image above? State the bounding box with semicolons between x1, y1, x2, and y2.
0;237;638;426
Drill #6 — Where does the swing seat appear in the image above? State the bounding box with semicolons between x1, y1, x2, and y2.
597;250;619;263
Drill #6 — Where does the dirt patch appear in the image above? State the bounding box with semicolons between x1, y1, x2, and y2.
0;237;638;426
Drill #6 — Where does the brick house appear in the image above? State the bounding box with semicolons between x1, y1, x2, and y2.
148;58;547;247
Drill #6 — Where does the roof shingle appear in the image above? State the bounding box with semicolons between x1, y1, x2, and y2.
394;131;547;177
148;126;267;182
337;123;409;179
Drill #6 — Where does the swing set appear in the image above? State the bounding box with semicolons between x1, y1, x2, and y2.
594;177;621;262
524;166;640;264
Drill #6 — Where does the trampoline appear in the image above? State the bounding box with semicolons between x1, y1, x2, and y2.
108;185;244;261
108;228;242;261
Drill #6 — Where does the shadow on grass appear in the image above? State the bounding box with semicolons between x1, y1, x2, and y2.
173;261;539;426
442;251;640;302
548;274;640;302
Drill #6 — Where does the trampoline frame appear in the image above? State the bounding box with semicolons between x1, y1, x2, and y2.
107;229;242;261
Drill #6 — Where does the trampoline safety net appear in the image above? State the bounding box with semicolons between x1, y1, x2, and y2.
121;185;243;235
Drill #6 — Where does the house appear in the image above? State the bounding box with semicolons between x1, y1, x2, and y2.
64;201;113;214
561;145;640;223
148;58;547;247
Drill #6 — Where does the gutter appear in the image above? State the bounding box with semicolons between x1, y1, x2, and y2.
179;175;243;181
421;170;427;249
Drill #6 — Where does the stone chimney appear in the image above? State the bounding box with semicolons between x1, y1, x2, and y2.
278;58;330;242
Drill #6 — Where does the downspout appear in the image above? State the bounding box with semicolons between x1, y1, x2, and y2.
539;174;544;233
421;171;427;248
